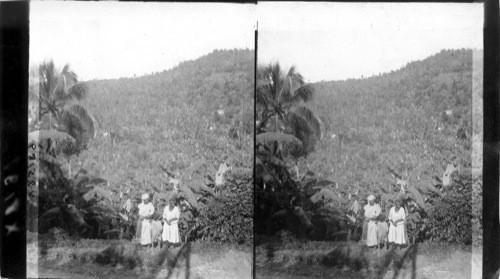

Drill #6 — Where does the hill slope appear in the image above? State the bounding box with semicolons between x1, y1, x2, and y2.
298;48;481;192
77;48;254;193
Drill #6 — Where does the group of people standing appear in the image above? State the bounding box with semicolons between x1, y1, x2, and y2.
135;193;181;247
362;194;407;249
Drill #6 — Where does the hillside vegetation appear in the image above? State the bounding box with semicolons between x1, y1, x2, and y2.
84;48;254;179
30;48;254;245
308;48;478;184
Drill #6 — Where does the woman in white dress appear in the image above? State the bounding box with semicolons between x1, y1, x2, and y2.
162;197;181;246
388;198;406;248
137;193;155;246
364;195;381;247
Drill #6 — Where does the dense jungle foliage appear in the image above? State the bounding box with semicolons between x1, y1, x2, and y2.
29;48;254;245
256;49;482;246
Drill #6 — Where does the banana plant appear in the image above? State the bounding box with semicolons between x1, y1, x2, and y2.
159;162;218;210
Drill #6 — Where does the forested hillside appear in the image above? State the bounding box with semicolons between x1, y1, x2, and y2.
81;48;254;186
302;49;480;186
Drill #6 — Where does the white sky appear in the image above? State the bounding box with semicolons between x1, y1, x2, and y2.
30;2;256;81
257;2;483;82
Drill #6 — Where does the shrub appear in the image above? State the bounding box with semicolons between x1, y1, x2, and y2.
425;170;472;245
193;170;252;245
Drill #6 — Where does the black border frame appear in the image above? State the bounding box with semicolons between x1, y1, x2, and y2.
0;2;29;278
483;1;499;278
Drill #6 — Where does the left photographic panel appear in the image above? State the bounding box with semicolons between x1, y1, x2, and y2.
28;2;255;278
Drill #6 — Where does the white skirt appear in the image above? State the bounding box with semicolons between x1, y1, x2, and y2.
162;221;180;243
388;223;406;244
140;220;152;245
365;221;378;247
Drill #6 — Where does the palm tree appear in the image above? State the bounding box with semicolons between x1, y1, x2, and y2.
32;60;97;148
256;62;324;158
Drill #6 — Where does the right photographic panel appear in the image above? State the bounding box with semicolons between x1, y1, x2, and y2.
255;3;483;279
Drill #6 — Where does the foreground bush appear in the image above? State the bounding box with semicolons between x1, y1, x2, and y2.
425;170;472;245
193;170;253;245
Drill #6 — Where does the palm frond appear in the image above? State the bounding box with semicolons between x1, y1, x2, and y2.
289;84;315;104
39;61;57;101
67;83;88;101
262;62;283;101
257;78;272;89
60;104;97;141
288;106;324;140
256;88;274;110
280;67;311;101
60;64;78;85
286;65;299;79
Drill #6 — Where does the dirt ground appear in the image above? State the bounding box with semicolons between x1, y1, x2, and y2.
29;238;252;279
255;241;478;279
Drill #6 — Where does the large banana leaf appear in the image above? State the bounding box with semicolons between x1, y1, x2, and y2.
82;186;113;202
315;207;346;219
39;207;63;233
407;186;425;208
59;104;98;141
184;178;216;197
310;188;345;204
84;204;118;217
28;130;75;143
256;132;302;145
178;186;198;209
257;153;288;168
60;204;88;228
180;162;205;182
288;106;324;141
408;162;432;184
414;179;442;196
